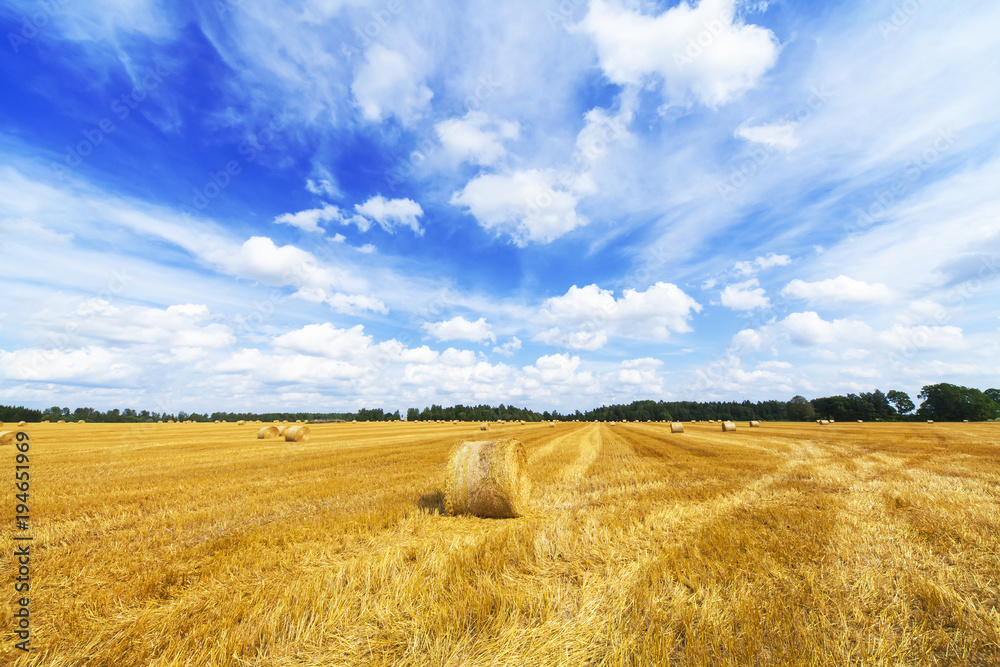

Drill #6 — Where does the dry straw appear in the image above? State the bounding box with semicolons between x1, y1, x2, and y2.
18;421;26;427
277;425;290;436
480;423;489;431
749;420;760;427
721;421;736;432
670;422;684;433
444;439;530;518
1;431;26;446
257;426;280;439
284;425;311;442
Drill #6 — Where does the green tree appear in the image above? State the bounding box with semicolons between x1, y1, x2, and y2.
786;396;815;421
886;390;915;416
985;388;1000;404
917;383;1000;421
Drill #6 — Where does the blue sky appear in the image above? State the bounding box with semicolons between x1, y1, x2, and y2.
1;0;998;415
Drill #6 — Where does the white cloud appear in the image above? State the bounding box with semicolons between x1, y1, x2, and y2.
422;316;496;344
272;323;374;359
352;45;433;125
305;178;339;198
735;121;799;151
435;111;520;166
535;282;701;349
274;204;340;233
1;346;139;384
492;336;522;357
781;311;873;347
450;169;588;245
578;0;780;107
353;195;424;235
877;324;964;353
782;275;894;305
618;357;664;387
720;278;770;310
733;252;791;276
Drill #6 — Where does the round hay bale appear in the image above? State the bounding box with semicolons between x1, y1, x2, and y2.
445;439;530;518
519;420;525;425
1;431;27;446
18;421;26;427
77;420;85;424
857;420;864;423
277;425;291;436
257;425;280;439
749;420;760;427
670;422;684;433
927;419;934;424
721;421;736;432
819;419;830;425
57;419;66;424
41;420;50;424
237;420;246;426
480;423;489;431
610;421;616;426
284;425;311;442
549;421;556;428
214;420;221;423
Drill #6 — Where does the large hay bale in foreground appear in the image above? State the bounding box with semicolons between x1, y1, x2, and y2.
749;420;760;427
1;431;27;446
721;421;736;432
257;426;280;439
284;425;311;442
670;422;684;433
445;439;530;518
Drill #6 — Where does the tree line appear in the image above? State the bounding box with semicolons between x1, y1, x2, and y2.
2;383;996;424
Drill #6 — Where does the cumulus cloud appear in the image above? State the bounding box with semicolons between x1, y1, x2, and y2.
535;282;701;349
578;0;780;107
720;278;770;310
1;346;139;384
436;111;520;165
781;275;894;305
352;45;433;125
618;357;664;387
305;177;339;198
274;204;340;233
353;195;424;235
422;316;497;344
733;252;791;276
272;323;375;359
450;169;588;246
735;121;799;151
493;336;522;357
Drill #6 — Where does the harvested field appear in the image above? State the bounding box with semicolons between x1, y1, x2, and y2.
2;420;998;666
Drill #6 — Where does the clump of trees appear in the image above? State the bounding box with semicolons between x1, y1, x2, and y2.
3;382;997;424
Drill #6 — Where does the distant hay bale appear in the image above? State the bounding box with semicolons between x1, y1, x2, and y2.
166;420;173;423
819;419;830;425
610;421;616;426
237;420;245;426
829;419;836;423
670;422;684;433
41;420;50;424
295;419;302;423
257;426;280;439
520;420;525;425
749;420;760;427
858;420;864;423
18;421;26;427
77;420;85;424
963;419;969;423
284;425;311;442
445;439;530;518
1;431;27;446
927;420;934;424
549;421;556;428
57;420;66;424
721;421;736;432
480;423;489;431
214;420;221;423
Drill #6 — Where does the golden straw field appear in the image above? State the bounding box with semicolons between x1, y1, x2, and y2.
3;420;999;666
